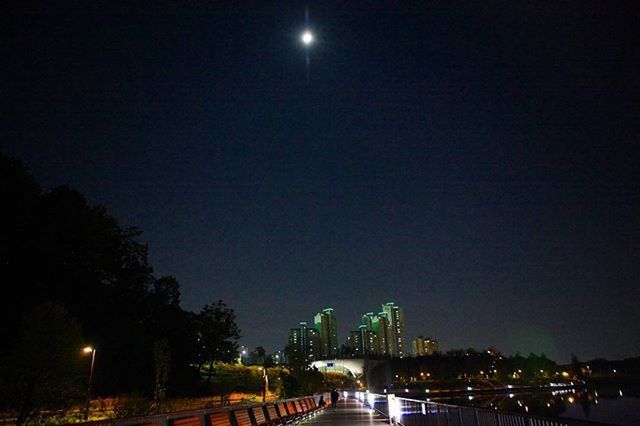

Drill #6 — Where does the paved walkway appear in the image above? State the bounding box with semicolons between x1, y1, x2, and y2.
301;398;389;426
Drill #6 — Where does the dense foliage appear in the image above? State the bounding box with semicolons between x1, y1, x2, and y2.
0;153;240;421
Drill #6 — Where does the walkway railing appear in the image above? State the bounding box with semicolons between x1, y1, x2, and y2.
78;394;330;426
351;391;612;426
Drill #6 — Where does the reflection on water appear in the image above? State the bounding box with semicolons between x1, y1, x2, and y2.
419;386;640;425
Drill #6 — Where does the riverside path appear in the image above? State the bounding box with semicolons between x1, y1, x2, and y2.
300;397;388;426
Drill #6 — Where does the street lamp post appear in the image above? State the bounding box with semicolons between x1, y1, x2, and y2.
261;367;269;402
83;346;96;420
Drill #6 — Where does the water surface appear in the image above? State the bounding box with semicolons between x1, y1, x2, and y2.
413;386;640;425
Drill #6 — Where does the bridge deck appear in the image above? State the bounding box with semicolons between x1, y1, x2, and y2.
302;398;388;426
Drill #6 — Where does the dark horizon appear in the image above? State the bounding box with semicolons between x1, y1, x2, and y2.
3;2;639;363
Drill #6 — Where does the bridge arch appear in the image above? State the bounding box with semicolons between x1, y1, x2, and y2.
310;359;373;378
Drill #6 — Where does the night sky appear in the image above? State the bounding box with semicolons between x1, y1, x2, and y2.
3;2;639;362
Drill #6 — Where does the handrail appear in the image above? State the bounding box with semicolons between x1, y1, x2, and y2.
75;394;329;426
352;391;615;426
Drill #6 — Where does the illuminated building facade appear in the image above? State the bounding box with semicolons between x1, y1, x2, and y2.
382;302;405;357
314;307;338;358
288;321;320;361
372;312;389;355
412;336;438;356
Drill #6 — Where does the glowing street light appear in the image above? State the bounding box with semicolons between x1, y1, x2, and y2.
82;346;96;420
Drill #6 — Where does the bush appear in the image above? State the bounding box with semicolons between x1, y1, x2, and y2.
112;395;153;418
2;303;85;425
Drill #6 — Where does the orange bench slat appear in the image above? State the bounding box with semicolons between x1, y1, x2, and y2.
251;406;268;426
207;412;232;426
170;417;201;426
232;409;252;426
277;402;290;418
266;404;280;422
302;398;316;413
287;401;298;416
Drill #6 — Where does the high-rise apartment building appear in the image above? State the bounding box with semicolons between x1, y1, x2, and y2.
412;336;426;356
346;330;361;355
348;327;379;356
361;312;375;330
372;312;389;355
289;303;406;360
361;325;378;354
288;321;320;361
288;326;302;357
314;307;338;357
412;336;438;356
307;327;320;360
346;307;404;357
425;337;438;355
382;302;405;357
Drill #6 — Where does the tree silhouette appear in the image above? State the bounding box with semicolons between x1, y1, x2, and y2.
196;301;241;385
2;303;85;425
0;153;238;398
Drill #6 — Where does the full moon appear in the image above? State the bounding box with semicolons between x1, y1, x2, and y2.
301;31;313;45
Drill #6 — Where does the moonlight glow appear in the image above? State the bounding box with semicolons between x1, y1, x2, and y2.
302;31;313;45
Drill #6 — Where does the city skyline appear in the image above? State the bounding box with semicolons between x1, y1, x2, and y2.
288;302;431;360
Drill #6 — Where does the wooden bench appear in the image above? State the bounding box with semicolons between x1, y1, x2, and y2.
286;401;298;418
170;417;201;426
265;404;283;424
206;411;232;426
232;408;252;426
161;398;323;426
286;400;303;423
276;402;291;421
251;406;268;426
306;398;317;412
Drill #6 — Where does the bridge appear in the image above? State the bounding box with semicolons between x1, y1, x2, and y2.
310;358;385;378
